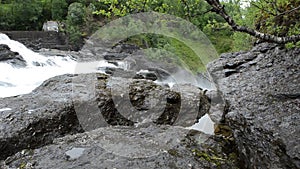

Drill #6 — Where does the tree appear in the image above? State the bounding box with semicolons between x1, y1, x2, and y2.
66;2;86;26
65;2;86;50
204;0;300;44
51;0;68;21
92;0;237;53
11;0;44;30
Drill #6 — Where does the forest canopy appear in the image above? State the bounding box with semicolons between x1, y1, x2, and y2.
0;0;299;53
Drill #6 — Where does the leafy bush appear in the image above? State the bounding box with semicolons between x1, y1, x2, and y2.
66;2;86;26
65;2;86;49
126;34;206;73
66;25;82;50
51;0;68;21
0;0;44;30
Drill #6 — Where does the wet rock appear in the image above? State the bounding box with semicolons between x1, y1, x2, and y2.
112;43;140;54
0;74;84;161
254;42;277;53
0;44;26;67
32;61;46;67
208;43;300;169
224;69;238;77
103;67;116;75
0;73;211;162
0;125;238;169
1;31;72;51
148;68;173;80
93;76;209;128
103;52;128;60
134;70;158;81
107;61;119;66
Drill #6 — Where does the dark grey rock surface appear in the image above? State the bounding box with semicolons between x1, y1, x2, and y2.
0;74;83;161
0;44;26;67
0;72;214;168
0;124;237;169
208;43;300;169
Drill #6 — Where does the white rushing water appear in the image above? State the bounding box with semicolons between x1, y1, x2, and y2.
0;33;120;98
0;33;78;98
0;107;12;112
188;114;215;135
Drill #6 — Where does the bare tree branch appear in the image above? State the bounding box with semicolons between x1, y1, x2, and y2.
205;0;300;44
276;5;300;17
190;9;212;18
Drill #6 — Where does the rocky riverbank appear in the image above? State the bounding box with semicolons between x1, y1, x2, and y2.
0;73;237;168
208;43;300;168
0;43;299;169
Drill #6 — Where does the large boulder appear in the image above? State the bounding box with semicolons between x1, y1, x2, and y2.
0;74;83;161
0;72;212;165
208;43;300;168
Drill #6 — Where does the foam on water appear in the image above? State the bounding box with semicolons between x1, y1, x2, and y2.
0;108;12;111
0;34;79;98
0;34;60;67
0;33;79;97
187;114;215;135
65;147;85;160
0;61;77;98
0;33;131;98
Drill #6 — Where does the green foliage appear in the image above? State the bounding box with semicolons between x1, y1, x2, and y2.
67;25;82;44
231;32;252;51
252;0;300;36
127;34;206;73
221;0;254;51
202;19;234;53
93;0;212;26
82;3;99;35
66;2;86;26
0;0;44;30
0;0;94;31
16;0;45;30
249;0;300;47
0;4;14;29
0;0;68;30
51;0;68;21
1;0;299;52
65;2;86;48
92;0;237;54
192;149;226;166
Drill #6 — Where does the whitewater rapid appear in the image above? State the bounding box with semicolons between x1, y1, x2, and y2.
0;34;76;97
0;33;120;98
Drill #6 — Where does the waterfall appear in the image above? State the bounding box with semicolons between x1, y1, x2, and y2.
0;33;133;98
0;33;78;98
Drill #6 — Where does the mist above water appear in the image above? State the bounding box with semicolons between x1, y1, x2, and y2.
154;68;216;90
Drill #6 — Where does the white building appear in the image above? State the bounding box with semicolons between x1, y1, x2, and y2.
42;21;59;32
